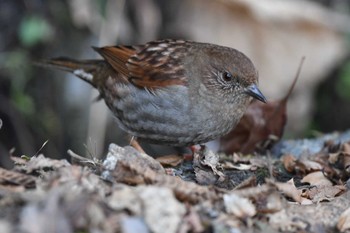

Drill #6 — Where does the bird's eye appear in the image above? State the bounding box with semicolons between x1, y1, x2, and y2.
222;71;233;82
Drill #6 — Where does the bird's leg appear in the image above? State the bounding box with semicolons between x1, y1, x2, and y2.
183;145;202;160
129;136;146;154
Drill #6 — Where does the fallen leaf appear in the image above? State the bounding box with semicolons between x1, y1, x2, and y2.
137;186;186;233
0;167;35;188
301;171;332;186
298;158;323;172
343;142;350;154
26;154;70;173
177;207;204;233
222;163;253;171
274;179;302;203
104;144;218;203
338;207;350;232
193;147;225;185
303;185;345;203
223;193;256;218
343;153;350;174
220;57;304;154
156;154;183;167
328;153;339;164
282;154;297;173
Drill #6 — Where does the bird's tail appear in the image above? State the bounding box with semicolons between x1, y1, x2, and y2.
34;57;105;87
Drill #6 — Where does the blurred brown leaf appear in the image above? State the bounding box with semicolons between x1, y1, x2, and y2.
301;171;332;186
25;154;70;173
338;207;350;232
281;154;297;173
156;154;183;167
105;144;218;203
223;193;256;218
274;178;313;204
303;185;345;203
0;167;35;188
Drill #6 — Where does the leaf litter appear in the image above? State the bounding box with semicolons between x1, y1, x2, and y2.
0;136;349;233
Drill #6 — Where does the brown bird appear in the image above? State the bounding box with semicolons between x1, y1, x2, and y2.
37;39;266;146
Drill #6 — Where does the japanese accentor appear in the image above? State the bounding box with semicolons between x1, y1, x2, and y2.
38;39;266;146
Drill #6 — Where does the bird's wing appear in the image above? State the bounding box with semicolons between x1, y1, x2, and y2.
93;40;188;89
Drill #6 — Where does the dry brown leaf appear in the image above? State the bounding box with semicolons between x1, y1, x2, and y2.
258;192;284;214
303;185;346;203
343;153;350;174
274;179;302;203
0;167;35;188
328;153;339;164
223;193;256;218
298;158;323;172
222;163;253;171
301;171;332;186
300;197;313;205
343;142;350;154
197;148;224;177
137;186;186;233
104;144;218;203
220;57;304;154
282;154;297;173
338;207;350;232
177;207;204;233
26;154;70;173
193;147;225;185
107;185;142;215
156;154;183;167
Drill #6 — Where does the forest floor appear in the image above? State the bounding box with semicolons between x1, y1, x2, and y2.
1;131;350;233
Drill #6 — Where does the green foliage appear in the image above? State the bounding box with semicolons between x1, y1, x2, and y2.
18;15;53;47
335;61;350;100
5;50;35;116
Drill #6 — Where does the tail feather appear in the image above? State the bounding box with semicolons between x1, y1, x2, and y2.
34;57;104;86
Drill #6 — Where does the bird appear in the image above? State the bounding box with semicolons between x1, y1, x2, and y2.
37;39;266;147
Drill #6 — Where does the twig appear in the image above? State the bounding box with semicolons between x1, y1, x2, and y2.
67;149;100;168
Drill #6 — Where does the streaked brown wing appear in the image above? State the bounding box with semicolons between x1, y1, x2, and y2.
94;40;188;89
93;45;135;79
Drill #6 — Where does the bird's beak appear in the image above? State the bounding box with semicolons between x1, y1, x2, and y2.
245;84;267;103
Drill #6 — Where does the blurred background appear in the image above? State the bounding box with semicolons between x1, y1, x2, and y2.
0;0;350;160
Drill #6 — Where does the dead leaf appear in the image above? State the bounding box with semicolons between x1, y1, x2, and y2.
338;207;350;232
0;167;35;188
285;156;323;174
282;154;297;173
104;144;218;203
274;179;302;203
263;192;284;213
303;185;345;203
223;163;253;171
343;142;350;154
301;171;332;186
298;158;323;172
328;153;339;164
156;154;183;167
107;185;142;215
137;186;186;233
223;193;256;218
343;153;350;174
220;57;304;154
193;147;225;185
26;154;70;173
180;207;204;233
